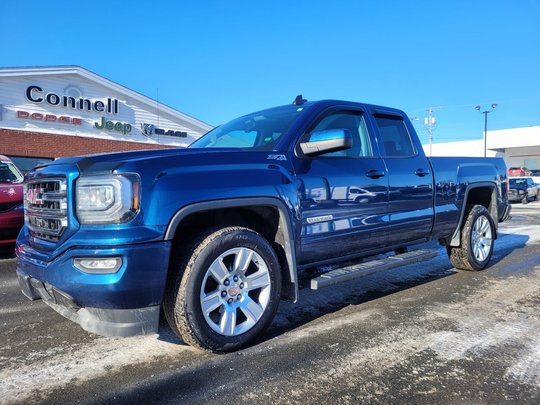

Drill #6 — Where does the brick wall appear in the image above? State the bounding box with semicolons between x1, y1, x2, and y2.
0;128;176;158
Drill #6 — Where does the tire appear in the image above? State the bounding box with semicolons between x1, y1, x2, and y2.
447;205;495;271
522;194;529;204
164;226;282;353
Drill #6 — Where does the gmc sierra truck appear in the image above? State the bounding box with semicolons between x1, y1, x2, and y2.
16;98;511;352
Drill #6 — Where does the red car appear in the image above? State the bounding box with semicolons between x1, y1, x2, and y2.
508;166;532;177
0;155;24;255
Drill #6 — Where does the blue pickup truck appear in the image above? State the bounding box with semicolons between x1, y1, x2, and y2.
16;98;511;352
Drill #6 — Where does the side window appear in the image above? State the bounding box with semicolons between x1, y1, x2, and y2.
374;115;416;157
309;112;372;158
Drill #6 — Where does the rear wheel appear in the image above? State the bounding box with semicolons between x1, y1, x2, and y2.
164;226;282;352
447;205;495;271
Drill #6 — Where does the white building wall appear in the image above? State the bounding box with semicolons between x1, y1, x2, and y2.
423;139;499;158
424;125;540;170
504;146;540;169
488;126;540;150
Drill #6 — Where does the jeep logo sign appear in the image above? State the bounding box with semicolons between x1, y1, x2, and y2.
94;117;132;134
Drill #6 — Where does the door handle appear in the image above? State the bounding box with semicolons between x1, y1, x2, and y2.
415;169;430;177
366;170;386;179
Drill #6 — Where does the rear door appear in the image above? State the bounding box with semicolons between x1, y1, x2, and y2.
293;108;389;265
371;111;434;246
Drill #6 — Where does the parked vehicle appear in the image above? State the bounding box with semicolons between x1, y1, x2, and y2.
16;98;511;352
529;169;540;185
0;155;24;255
508;167;532;177
508;177;539;204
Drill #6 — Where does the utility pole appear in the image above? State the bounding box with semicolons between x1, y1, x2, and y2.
424;108;436;157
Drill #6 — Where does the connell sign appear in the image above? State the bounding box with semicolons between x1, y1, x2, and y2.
26;85;120;115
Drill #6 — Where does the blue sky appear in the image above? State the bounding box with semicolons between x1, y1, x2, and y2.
2;0;539;144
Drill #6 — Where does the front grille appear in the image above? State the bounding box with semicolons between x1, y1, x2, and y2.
0;202;20;213
25;178;68;242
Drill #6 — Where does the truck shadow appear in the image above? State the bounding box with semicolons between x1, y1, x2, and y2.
156;233;530;348
262;232;531;346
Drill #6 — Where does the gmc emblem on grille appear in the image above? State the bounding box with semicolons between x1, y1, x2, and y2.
27;188;44;205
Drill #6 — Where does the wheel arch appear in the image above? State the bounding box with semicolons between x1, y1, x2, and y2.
448;182;499;247
164;198;298;302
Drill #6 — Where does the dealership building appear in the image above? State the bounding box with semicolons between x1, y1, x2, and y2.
0;66;212;172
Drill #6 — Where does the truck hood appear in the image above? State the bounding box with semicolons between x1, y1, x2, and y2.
41;148;245;174
0;183;23;204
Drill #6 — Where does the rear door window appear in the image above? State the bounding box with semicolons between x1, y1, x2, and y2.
374;115;416;157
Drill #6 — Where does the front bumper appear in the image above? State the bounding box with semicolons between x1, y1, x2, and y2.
508;193;526;202
16;240;171;337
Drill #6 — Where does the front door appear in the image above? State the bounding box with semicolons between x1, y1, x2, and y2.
293;110;389;265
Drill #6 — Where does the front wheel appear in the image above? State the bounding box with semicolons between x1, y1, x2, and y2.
164;226;282;352
447;205;495;271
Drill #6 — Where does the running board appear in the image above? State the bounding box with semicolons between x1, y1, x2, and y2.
310;249;437;290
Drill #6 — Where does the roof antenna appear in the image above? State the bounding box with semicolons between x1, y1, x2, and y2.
293;94;307;106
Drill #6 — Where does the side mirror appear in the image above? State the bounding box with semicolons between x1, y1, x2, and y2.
300;129;352;157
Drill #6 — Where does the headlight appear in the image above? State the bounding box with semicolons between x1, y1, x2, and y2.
76;174;140;224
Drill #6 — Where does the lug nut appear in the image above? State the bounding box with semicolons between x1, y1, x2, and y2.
233;275;239;282
221;291;227;298
227;298;234;304
237;294;242;300
224;280;230;286
239;283;244;289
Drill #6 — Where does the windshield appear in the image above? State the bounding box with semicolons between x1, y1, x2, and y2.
510;179;527;186
0;162;23;184
190;104;306;150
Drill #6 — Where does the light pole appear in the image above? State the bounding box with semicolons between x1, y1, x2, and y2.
475;104;498;157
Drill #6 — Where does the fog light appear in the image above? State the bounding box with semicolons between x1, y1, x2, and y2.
74;257;122;274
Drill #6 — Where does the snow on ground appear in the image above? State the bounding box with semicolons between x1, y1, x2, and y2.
240;263;540;402
0;202;539;403
0;328;198;404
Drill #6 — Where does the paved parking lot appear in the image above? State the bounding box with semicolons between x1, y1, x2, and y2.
1;202;539;404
